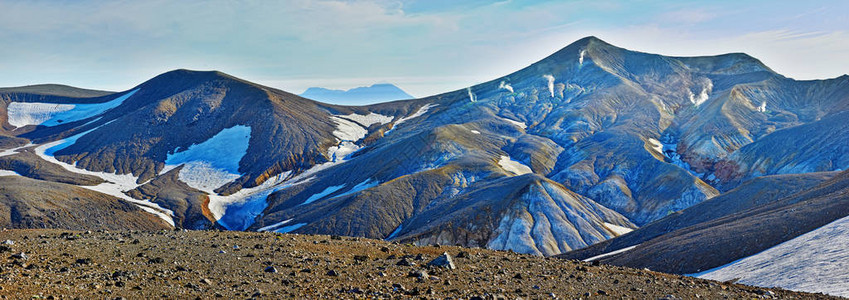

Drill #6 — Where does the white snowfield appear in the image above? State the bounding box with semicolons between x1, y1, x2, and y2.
498;155;533;176
163;125;252;194
33;125;175;227
7;89;138;127
692;215;849;297
337;112;393;128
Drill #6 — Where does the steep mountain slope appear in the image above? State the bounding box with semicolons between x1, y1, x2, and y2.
0;176;170;230
300;83;414;105
0;37;847;259
694;213;849;297
564;169;849;277
559;171;836;261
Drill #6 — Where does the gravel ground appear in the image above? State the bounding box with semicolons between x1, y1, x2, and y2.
0;229;838;299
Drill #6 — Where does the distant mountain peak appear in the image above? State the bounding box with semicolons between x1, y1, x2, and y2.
299;83;414;105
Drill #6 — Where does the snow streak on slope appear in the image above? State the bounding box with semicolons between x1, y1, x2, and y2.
275;223;307;233
688;82;712;106
257;219;292;232
499;117;527;130
467;88;477;102
384;103;437;135
543;75;555;97
33;127;175;226
603;222;633;236
579;49;586;66
163;125;251;193
498;155;533;175
332;179;378;200
584;245;638;262
693;215;849;297
0;143;32;157
7;89;138;127
302;185;346;206
499;81;514;93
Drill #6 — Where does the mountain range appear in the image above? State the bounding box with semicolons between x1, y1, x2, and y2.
299;83;414;105
1;36;848;296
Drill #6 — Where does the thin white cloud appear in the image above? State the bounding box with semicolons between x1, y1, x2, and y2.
0;0;846;96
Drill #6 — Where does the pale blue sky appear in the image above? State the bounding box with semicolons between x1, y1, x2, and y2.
0;0;847;98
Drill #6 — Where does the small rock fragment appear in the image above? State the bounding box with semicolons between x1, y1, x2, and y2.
427;252;456;270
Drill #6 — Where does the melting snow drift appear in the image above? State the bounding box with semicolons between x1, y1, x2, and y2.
164;125;251;193
498;155;533;175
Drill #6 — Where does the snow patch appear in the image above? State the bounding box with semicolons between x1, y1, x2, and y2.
579;49;587;65
647;138;663;156
467;87;477;102
757;101;767;112
163;125;251;193
498;155;533;175
542;75;555;97
603;222;633;236
498;81;514;93
692;215;849;297
7;89;138;127
470;130;481;135
584;245;638;262
688;82;712;106
337;112;392;128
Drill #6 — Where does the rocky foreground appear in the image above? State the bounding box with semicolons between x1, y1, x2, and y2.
0;230;837;299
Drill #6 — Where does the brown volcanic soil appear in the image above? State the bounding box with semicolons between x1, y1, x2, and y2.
0;230;835;299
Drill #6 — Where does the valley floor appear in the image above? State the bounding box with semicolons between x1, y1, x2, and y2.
0;229;836;299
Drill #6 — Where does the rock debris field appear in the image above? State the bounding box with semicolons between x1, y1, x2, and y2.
0;229;838;299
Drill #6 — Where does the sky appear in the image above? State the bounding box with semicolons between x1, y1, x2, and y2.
0;0;847;99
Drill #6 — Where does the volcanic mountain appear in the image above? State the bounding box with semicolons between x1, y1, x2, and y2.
0;37;847;269
300;83;414;105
